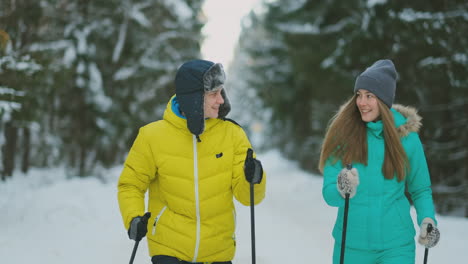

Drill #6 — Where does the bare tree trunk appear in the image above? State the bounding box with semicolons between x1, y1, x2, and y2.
79;143;87;176
2;122;18;178
21;127;30;173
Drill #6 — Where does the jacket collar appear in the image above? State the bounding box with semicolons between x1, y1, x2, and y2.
366;104;422;138
163;96;222;137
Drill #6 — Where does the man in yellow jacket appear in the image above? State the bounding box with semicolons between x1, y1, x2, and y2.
118;59;266;264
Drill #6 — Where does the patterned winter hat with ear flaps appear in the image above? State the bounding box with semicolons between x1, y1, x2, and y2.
354;59;398;108
174;59;231;136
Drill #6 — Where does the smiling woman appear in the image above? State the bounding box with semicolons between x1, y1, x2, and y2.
201;0;260;68
356;90;380;122
318;59;440;264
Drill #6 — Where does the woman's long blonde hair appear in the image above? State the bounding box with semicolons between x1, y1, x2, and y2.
318;95;409;181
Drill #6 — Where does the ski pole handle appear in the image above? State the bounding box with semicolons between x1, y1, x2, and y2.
426;223;433;233
246;148;254;160
143;212;151;222
345;164;353;196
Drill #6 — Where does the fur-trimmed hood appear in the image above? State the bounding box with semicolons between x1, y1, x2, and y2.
392;104;422;137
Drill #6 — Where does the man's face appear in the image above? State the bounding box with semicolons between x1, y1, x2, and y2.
204;88;224;118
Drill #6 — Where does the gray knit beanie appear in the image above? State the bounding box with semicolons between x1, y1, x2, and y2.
354;59;398;108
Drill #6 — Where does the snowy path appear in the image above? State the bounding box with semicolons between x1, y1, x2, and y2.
233;151;335;263
1;150;467;263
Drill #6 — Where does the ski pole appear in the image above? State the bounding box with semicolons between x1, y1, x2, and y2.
423;223;433;264
340;192;350;264
340;164;352;264
250;181;256;264
246;148;260;264
129;212;151;264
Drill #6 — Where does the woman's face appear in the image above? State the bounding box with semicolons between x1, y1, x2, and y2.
356;89;380;122
204;88;224;118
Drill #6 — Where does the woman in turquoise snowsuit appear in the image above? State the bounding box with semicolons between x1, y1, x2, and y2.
318;59;440;264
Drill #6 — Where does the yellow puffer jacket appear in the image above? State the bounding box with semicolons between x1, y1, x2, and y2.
118;96;266;262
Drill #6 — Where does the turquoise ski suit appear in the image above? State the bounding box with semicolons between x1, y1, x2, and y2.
322;105;437;264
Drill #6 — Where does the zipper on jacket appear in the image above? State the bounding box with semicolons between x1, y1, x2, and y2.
232;209;237;245
151;206;167;235
192;135;201;262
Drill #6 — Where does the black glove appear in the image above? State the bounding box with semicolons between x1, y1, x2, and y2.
128;212;151;241
244;148;263;184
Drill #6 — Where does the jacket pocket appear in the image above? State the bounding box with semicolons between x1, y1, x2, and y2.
151;206;167;236
396;198;413;229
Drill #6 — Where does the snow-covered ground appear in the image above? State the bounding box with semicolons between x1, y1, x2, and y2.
1;150;466;263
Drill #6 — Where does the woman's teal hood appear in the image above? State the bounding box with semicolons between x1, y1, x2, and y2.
366;104;422;138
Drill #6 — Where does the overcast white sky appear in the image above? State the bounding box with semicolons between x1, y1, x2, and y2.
201;0;261;68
